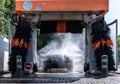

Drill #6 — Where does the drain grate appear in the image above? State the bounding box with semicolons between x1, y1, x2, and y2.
0;77;80;83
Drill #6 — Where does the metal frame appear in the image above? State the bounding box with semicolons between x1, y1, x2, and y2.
15;0;108;14
8;21;14;57
108;19;118;70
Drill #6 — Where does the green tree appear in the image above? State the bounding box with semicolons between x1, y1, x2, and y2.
0;0;14;37
118;35;120;63
37;29;53;50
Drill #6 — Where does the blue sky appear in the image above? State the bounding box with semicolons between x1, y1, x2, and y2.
105;0;120;35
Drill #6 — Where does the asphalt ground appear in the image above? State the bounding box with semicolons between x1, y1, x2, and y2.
0;71;120;84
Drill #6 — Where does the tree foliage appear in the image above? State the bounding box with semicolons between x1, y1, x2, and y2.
0;0;14;37
118;35;120;63
37;30;53;50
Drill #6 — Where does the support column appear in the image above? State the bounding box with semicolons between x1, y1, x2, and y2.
8;21;12;57
8;21;13;72
87;23;97;72
25;27;37;74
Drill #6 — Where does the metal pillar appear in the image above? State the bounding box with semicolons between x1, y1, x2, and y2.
25;27;37;74
86;23;97;72
8;21;13;58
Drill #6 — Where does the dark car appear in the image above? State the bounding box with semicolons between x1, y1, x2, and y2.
43;55;73;73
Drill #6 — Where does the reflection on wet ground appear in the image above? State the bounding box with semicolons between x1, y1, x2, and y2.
0;69;120;83
0;72;84;83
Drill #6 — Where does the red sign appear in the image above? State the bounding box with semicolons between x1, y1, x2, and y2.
25;62;32;70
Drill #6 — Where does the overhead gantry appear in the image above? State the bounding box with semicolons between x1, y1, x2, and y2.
10;0;109;76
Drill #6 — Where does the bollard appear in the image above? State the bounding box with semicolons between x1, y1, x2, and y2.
16;55;23;77
101;55;108;77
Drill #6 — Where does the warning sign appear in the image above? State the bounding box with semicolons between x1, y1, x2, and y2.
24;62;32;70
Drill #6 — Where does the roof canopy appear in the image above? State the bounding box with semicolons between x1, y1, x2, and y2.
15;0;109;15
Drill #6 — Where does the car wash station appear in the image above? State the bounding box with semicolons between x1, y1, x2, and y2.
1;0;118;83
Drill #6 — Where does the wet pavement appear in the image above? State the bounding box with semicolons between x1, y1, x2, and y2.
0;72;83;83
0;71;120;84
